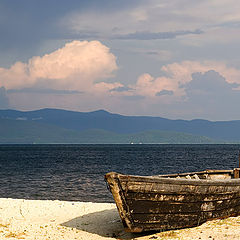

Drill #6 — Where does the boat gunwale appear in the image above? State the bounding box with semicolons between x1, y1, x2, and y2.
158;169;233;177
115;172;240;186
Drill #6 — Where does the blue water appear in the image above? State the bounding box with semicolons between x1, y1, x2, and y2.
0;144;239;202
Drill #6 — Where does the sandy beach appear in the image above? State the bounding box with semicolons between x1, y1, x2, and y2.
0;198;240;240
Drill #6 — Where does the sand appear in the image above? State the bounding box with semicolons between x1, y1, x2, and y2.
0;198;240;240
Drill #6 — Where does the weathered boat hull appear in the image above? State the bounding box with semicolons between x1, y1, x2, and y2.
105;170;240;232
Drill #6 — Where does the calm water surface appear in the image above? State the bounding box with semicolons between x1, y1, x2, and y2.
0;144;239;202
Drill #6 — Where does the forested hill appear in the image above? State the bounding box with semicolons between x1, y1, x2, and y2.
0;108;239;143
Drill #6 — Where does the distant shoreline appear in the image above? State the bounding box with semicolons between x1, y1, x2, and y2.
0;142;240;145
1;108;240;143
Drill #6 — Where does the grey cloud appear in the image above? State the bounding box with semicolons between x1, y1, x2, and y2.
0;87;9;109
67;31;100;40
144;70;240;120
146;51;160;55
114;29;203;40
112;27;121;32
0;0;143;52
213;20;240;29
123;95;145;101
183;70;239;94
179;70;240;119
7;88;83;95
110;86;133;92
156;90;174;96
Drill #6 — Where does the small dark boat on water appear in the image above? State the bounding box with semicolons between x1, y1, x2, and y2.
105;168;240;232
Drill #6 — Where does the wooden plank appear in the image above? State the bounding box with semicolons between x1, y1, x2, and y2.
128;222;197;232
132;212;201;224
119;174;240;186
131;220;203;232
125;191;240;203
121;180;240;194
132;203;240;224
126;197;240;214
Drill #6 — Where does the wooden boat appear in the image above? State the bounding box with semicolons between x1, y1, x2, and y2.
105;168;240;232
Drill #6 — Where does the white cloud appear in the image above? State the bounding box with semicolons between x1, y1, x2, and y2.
161;61;240;86
0;40;118;92
7;59;240;120
131;73;177;97
125;61;240;99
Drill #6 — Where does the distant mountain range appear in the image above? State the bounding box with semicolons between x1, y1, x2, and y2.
0;108;239;143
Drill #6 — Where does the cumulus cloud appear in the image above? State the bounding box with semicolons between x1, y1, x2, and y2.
107;66;240;119
184;70;239;94
5;53;240;120
125;61;240;99
161;60;240;87
180;70;240;119
129;73;178;98
0;40;118;92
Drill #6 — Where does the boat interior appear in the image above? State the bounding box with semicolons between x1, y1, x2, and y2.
159;168;240;180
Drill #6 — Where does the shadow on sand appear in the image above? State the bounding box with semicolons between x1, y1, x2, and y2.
61;208;154;239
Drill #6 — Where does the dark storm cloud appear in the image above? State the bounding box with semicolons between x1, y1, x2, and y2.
0;0;142;53
114;29;203;40
0;87;9;109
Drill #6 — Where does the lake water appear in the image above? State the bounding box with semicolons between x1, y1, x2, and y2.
0;144;239;202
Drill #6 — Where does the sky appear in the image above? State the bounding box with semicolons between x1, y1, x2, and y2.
1;0;240;120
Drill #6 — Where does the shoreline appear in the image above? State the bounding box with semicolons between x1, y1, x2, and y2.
0;198;239;239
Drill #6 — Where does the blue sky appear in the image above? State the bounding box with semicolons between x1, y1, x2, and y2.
1;0;240;120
